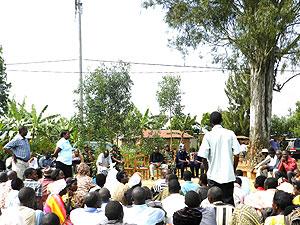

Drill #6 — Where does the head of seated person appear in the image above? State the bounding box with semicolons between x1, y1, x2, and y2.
264;177;278;190
132;186;146;205
99;187;111;204
41;213;60;225
207;186;223;204
183;171;192;182
255;175;267;190
272;190;293;215
168;179;181;194
84;191;102;208
105;201;124;222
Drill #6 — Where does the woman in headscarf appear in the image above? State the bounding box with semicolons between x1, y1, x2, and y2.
123;172;142;206
230;204;263;225
62;177;78;213
44;179;72;225
73;163;95;207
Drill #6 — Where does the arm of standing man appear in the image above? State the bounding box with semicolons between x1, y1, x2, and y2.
3;139;18;162
232;133;241;172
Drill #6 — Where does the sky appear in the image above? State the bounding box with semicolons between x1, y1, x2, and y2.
0;0;299;120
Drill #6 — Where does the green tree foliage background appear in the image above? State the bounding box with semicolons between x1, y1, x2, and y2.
223;70;250;136
0;47;11;115
81;62;133;143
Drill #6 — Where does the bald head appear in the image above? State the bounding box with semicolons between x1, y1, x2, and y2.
99;188;111;203
84;191;101;208
132;186;146;205
41;213;60;225
207;186;223;203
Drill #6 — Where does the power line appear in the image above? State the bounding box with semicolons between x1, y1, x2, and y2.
6;58;300;73
6;69;223;74
6;58;224;70
84;58;223;70
6;69;84;74
6;59;77;65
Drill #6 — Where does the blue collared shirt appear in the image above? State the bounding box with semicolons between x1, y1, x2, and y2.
181;181;200;195
4;134;30;161
123;204;165;225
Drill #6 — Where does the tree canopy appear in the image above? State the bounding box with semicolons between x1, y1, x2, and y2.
144;0;300;154
0;47;11;115
223;69;250;136
156;75;183;117
81;62;133;142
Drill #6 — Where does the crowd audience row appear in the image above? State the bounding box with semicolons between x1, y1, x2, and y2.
1;163;300;225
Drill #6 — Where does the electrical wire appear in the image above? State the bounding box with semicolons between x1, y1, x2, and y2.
6;59;78;65
6;69;223;74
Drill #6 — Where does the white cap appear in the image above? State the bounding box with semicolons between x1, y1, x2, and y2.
261;148;268;153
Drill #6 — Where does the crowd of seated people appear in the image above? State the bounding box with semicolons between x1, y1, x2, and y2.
1;144;300;225
0;159;300;225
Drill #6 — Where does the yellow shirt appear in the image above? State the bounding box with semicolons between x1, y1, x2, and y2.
293;195;300;205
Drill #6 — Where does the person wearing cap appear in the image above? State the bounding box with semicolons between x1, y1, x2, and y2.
3;126;31;179
253;147;278;177
40;167;54;205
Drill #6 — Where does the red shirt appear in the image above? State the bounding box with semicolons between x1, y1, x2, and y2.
278;156;297;172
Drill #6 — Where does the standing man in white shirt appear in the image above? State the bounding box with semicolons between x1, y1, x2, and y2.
53;130;74;178
198;111;240;206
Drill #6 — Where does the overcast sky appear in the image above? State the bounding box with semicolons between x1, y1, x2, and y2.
0;0;299;120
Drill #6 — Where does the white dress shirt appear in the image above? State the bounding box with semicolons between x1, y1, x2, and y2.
123;204;165;225
70;207;108;225
161;193;186;224
198;125;240;183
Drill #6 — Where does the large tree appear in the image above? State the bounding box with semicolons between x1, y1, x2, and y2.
223;70;250;136
144;0;300;154
157;75;184;147
0;47;11;115
81;62;133;143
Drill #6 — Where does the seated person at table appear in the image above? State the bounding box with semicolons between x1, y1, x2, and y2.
149;147;168;180
176;143;190;179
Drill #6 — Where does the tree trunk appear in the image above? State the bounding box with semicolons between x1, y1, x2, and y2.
249;53;275;159
169;108;173;150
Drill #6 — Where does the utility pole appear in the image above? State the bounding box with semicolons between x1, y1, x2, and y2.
75;0;84;126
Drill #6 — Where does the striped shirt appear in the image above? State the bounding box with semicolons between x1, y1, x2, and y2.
212;201;234;225
24;179;43;197
4;134;31;161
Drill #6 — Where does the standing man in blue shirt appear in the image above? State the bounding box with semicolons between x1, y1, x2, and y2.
53;130;74;178
3;126;31;179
